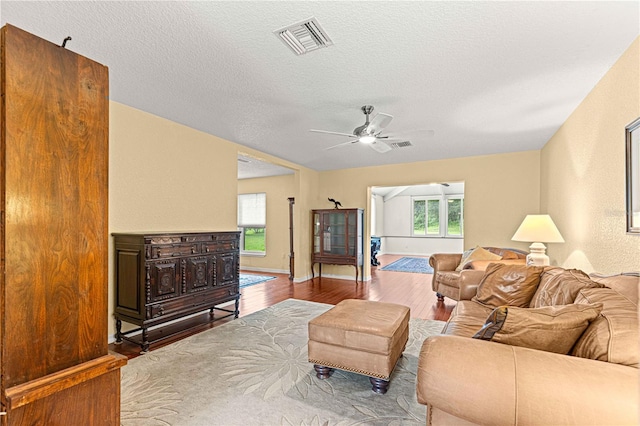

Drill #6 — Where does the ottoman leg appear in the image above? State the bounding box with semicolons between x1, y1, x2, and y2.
369;377;390;394
314;364;334;379
436;293;445;302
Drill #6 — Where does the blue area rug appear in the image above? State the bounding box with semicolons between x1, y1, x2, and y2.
379;257;434;274
239;274;276;288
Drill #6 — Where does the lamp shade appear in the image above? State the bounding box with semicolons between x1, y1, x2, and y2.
512;215;564;243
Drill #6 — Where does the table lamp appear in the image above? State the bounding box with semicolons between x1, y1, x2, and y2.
511;214;564;266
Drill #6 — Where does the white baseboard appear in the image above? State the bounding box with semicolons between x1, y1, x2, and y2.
240;266;289;275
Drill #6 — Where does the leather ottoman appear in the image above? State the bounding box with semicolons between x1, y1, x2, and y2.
308;299;410;394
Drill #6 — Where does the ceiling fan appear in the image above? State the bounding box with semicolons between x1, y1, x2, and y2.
310;105;406;153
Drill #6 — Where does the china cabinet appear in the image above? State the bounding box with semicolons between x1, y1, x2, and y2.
311;209;364;282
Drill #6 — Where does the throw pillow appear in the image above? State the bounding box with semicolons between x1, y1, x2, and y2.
472;263;544;308
529;267;605;308
455;246;501;271
473;303;603;354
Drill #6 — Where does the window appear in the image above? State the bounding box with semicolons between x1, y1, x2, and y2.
238;193;266;254
412;195;463;237
446;196;464;236
412;198;441;235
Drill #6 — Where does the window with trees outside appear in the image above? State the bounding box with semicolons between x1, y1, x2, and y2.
412;195;463;237
238;193;266;254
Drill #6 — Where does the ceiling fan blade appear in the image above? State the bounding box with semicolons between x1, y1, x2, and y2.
366;113;393;135
325;139;359;150
310;129;356;138
369;139;392;153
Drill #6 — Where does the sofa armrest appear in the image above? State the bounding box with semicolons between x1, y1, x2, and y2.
457;270;486;300
429;254;462;292
417;335;638;426
429;253;462;272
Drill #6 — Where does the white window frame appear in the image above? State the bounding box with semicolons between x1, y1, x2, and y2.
238;193;266;255
412;196;441;237
444;195;464;238
412;195;464;238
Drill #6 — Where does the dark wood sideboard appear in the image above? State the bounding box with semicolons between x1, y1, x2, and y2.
113;231;241;352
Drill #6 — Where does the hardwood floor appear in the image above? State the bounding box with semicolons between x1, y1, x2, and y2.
109;254;455;359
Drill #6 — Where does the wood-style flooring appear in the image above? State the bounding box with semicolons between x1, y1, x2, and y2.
109;254;455;359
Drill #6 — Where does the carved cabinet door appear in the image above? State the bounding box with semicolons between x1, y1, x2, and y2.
185;256;215;293
148;260;181;301
216;253;238;287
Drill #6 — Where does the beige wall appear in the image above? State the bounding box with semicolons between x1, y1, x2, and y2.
238;174;296;273
316;150;541;278
541;38;640;273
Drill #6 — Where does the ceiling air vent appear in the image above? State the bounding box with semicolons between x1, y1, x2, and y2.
274;17;333;56
390;141;413;149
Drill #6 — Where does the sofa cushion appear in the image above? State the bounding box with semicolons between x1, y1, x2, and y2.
590;273;639;304
529;267;605;308
473;303;602;354
455;246;501;271
571;287;639;368
441;301;493;337
472;263;544;308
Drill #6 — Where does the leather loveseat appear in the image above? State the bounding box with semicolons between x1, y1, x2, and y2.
429;247;528;302
416;264;639;425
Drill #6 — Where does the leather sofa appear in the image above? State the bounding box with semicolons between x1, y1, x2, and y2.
429;247;527;302
416;265;639;425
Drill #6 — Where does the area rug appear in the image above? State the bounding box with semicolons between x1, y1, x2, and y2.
120;299;445;425
239;273;276;288
380;257;434;274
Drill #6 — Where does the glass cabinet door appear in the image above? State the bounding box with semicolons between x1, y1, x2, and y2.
347;210;356;256
313;212;320;254
324;211;346;255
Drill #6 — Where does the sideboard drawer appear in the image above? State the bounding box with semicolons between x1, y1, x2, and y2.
203;240;237;253
150;243;199;259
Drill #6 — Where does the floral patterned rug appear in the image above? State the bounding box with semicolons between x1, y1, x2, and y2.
120;299;445;425
379;257;434;274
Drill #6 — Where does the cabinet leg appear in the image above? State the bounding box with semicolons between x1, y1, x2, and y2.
141;328;150;354
115;318;123;344
234;296;240;318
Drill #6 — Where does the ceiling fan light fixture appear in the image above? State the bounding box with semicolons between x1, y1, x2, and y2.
359;135;376;144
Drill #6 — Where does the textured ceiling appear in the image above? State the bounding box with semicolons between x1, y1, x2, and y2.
2;1;638;173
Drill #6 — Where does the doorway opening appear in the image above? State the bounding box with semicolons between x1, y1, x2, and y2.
370;182;465;260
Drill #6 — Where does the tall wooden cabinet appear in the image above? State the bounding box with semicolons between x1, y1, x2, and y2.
0;25;126;424
113;231;240;352
311;209;364;282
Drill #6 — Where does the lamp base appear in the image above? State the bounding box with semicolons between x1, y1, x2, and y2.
526;242;549;266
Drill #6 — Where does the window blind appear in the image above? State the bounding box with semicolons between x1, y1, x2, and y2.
238;193;266;226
